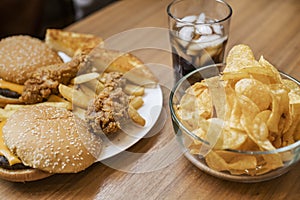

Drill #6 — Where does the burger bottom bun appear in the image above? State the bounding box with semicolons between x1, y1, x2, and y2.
0;167;52;182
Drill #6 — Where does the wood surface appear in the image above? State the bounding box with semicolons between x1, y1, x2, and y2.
0;0;299;199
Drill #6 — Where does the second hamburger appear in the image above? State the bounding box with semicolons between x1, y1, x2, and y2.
0;35;63;106
0;105;102;182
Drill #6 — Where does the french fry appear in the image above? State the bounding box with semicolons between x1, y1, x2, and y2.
124;84;145;96
84;79;105;94
95;81;105;94
129;96;144;109
58;84;91;109
70;72;100;84
48;94;69;102
128;105;145;126
122;66;157;87
78;85;96;99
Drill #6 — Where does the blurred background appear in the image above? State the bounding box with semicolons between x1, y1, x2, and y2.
0;0;117;39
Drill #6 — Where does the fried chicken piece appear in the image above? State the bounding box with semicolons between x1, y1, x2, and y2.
20;55;85;104
85;72;131;135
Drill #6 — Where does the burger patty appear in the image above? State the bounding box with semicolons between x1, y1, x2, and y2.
0;88;20;99
0;156;29;170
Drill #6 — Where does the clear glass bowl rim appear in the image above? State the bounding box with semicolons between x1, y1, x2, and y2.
169;63;300;155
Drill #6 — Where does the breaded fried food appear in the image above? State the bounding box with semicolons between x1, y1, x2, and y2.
20;55;86;104
85;72;131;135
45;29;103;57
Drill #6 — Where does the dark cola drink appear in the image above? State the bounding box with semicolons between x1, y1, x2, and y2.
170;13;228;82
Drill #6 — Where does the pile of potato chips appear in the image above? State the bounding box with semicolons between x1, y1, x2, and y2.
176;44;300;176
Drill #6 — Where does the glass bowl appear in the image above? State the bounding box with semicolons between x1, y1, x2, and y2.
169;63;300;183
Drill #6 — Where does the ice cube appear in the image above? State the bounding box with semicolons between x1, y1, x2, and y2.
178;27;194;41
212;24;223;35
176;15;197;27
182;15;197;22
197;13;206;23
195;25;213;35
189;35;224;50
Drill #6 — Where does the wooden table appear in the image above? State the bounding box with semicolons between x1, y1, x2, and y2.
1;0;300;199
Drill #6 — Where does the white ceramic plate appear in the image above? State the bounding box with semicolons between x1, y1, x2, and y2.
58;52;163;161
97;85;163;161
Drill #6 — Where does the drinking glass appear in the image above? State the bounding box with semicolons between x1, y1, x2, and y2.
167;0;232;81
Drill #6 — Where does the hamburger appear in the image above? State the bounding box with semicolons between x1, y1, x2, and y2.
0;35;63;106
0;105;102;182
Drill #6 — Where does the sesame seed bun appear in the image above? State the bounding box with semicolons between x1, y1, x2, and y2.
1;105;102;182
0;35;62;84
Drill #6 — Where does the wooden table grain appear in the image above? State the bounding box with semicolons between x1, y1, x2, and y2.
1;0;299;199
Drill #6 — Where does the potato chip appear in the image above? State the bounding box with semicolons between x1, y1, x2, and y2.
190;121;212;155
224;87;244;131
227;155;257;171
285;101;300;142
222;67;274;84
235;78;271;111
258;56;282;84
261;153;283;172
267;85;290;134
205;150;228;171
237;137;260;151
186;81;207;97
206;118;224;149
192;125;209;144
225;44;260;73
283;79;300;94
206;150;257;173
178;83;212;127
238;94;260;120
206;77;226;119
292;96;300;141
251;110;276;151
216;128;248;150
221;71;251;87
177;93;206;130
295;122;300;140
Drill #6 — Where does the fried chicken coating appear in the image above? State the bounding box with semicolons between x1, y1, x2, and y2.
20;55;86;104
85;72;131;135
